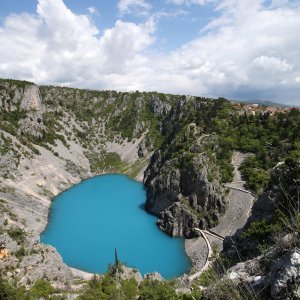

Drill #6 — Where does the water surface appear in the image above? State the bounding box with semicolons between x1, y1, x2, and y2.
41;174;190;278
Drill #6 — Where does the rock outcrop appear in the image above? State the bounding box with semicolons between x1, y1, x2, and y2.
144;143;226;237
268;250;300;299
20;84;42;111
157;202;199;237
149;95;171;118
225;249;300;300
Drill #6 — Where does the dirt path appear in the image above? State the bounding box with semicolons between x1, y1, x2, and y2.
186;151;255;279
188;229;213;281
211;151;254;238
188;229;224;281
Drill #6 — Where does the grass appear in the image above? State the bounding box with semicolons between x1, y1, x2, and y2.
124;158;149;179
87;151;128;174
38;185;54;198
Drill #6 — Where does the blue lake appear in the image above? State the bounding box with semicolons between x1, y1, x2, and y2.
41;174;191;278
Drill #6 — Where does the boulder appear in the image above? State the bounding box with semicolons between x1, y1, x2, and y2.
268;250;300;299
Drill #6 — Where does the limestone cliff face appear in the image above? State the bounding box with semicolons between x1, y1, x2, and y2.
149;95;171;118
143;96;227;238
18;85;45;138
20;84;42;111
144;151;181;214
144;146;226;238
0;82;45;138
157;203;199;237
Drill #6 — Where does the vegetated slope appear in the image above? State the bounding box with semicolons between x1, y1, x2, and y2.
144;96;299;237
0;78;299;299
199;158;300;300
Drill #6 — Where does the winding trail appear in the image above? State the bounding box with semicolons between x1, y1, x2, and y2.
202;229;224;241
188;229;224;281
212;152;255;237
224;184;255;196
186;152;255;281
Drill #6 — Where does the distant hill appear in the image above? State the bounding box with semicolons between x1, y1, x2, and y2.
234;98;292;107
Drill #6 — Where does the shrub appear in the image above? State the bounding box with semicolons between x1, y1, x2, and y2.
7;227;26;245
138;279;179;300
29;279;55;299
15;247;26;259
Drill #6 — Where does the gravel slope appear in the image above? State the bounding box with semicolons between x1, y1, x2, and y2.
185;151;255;272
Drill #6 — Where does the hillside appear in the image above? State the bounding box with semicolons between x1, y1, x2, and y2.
0;78;299;299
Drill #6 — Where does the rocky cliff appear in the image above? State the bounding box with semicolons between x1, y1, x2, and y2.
144;151;226;237
144;99;226;237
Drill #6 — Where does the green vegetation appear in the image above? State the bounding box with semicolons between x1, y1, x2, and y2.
0;273;201;300
29;280;56;299
138;279;179;300
87;151;126;173
79;272;201;300
15;246;27;259
0;276;26;300
0;110;27;136
0;276;58;300
168;97;300;189
78;274;136;300
7;227;26;245
124;158;149;179
38;185;54;198
235;154;300;255
0;78;33;89
239;156;270;193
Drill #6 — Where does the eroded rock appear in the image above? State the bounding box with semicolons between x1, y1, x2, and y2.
269;250;300;299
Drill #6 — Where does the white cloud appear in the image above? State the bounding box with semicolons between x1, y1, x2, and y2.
87;6;99;15
118;0;151;15
0;0;154;86
252;56;292;73
167;0;215;5
150;0;300;103
0;0;299;105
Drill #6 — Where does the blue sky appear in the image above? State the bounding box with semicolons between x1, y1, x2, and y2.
0;0;218;51
0;0;300;105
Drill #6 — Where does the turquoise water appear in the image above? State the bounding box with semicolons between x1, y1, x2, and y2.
41;174;190;278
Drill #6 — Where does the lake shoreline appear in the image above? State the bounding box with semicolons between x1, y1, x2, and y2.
41;174;191;280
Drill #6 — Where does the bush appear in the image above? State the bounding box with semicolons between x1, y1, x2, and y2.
239;157;270;193
29;279;55;299
0;276;27;299
7;227;26;245
15;247;26;259
138;279;178;300
241;210;285;241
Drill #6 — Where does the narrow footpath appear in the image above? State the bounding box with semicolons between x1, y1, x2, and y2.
188;229;224;281
186;151;255;280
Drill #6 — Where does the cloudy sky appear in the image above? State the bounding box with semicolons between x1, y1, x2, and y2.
0;0;300;105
